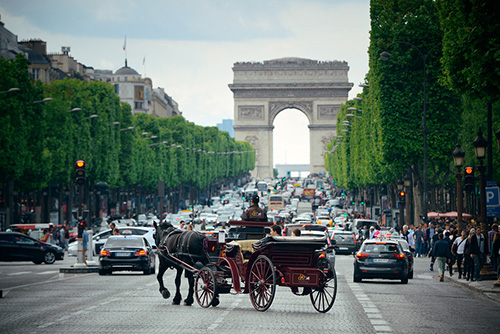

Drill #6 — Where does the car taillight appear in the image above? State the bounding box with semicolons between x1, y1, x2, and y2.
135;250;147;256
356;252;370;259
100;250;111;256
318;252;326;259
392;253;405;259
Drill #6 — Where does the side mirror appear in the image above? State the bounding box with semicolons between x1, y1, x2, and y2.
330;239;337;245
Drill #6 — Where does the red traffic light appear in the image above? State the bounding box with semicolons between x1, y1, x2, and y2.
464;166;473;175
399;191;406;197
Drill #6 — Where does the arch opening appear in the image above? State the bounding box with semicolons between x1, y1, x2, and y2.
273;108;310;177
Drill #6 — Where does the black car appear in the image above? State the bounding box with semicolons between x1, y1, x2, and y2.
332;231;359;254
353;239;409;284
98;235;156;275
0;232;64;264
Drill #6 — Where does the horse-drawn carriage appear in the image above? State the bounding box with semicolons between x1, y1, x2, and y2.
154;220;337;313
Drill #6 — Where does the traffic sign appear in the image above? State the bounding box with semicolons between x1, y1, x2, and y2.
485;186;500;207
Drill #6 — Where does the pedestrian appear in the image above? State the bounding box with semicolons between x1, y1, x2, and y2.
201;219;206;231
59;225;66;250
179;220;185;230
464;228;475;281
64;226;70;249
187;223;194;231
292;228;301;237
429;228;442;271
82;225;89;266
452;230;468;279
433;233;451;282
414;225;425;257
109;221;116;231
444;231;454;276
488;224;498;271
492;233;500;281
469;227;486;281
113;228;120;235
40;229;50;242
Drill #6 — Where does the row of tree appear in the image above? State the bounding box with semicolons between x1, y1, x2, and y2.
0;54;255;197
325;0;500;221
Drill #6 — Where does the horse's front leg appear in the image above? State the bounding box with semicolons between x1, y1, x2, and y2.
172;268;183;305
157;258;170;299
184;270;195;306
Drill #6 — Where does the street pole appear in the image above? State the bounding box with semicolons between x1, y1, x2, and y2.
456;170;464;233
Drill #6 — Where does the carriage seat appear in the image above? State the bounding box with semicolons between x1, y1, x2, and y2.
226;240;259;264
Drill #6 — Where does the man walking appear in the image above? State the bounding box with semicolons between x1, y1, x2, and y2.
433;233;451;282
469;227;486;281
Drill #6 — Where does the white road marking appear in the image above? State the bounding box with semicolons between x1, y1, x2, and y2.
7;271;31;276
37;271;58;275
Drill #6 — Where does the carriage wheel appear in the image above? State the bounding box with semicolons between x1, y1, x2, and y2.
249;255;276;312
195;267;217;308
310;259;337;313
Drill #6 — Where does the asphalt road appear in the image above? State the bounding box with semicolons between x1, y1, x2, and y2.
0;252;499;333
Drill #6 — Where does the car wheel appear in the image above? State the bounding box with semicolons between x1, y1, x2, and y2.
44;251;56;264
151;263;156;274
99;268;107;276
143;267;151;275
401;273;409;284
353;275;362;283
408;270;414;279
33;260;42;265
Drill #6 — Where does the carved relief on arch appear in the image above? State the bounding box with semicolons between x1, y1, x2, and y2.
238;105;264;119
269;101;313;124
318;104;340;120
245;135;259;164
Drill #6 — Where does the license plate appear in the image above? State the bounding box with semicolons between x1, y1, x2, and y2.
115;252;131;257
339;247;348;250
373;259;389;263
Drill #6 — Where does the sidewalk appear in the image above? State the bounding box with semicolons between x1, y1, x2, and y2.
445;269;500;304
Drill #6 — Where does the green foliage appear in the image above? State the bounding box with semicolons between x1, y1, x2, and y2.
0;55;255;194
437;0;500;101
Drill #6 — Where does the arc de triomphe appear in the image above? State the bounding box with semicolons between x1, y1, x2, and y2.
229;57;353;178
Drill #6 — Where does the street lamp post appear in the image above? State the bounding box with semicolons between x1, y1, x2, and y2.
381;41;441;225
397;179;404;230
452;143;465;233
404;169;412;226
473;130;488;236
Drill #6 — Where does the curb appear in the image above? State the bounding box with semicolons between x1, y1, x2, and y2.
446;276;500;304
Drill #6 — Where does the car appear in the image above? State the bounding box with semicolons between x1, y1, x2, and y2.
0;232;64;264
316;215;332;227
391;237;414;279
98;235;156;275
68;226;156;257
332;231;359;254
353;239;409;284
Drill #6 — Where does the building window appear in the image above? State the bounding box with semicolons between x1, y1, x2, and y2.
114;84;119;95
32;68;40;80
134;102;143;110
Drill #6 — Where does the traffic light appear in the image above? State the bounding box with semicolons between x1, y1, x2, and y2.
399;191;406;202
75;160;86;185
77;220;85;238
464;166;474;192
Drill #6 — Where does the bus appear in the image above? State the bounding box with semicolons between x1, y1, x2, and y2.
268;194;285;212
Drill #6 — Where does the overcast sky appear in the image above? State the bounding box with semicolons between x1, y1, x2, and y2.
0;0;370;166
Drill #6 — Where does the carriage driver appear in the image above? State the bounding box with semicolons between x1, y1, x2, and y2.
242;195;268;222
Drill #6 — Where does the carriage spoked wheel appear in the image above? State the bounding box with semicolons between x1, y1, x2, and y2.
310;258;337;313
195;266;218;308
249;255;276;312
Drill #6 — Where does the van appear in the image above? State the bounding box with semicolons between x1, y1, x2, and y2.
296;202;313;215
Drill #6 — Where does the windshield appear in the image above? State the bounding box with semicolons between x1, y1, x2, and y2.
363;243;399;254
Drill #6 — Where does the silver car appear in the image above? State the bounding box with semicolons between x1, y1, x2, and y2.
68;226;156;257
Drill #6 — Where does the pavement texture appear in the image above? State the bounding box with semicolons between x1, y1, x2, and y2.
444;267;500;304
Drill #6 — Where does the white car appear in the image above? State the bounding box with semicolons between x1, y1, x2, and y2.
68;226;156;257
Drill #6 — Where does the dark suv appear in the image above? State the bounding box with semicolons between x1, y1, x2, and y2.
353;239;409;284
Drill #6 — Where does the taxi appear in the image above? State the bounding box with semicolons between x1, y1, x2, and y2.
353;238;409;284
